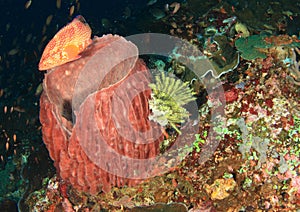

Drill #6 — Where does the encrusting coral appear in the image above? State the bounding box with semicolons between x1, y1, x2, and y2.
288;47;300;85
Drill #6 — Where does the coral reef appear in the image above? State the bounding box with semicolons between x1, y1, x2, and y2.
3;1;300;211
33;6;300;212
287;47;300;85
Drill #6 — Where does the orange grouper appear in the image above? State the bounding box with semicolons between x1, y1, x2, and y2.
38;15;92;71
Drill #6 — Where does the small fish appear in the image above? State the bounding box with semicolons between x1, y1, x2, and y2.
56;0;61;9
149;8;165;20
69;5;75;16
38;15;92;71
25;0;32;9
147;0;157;6
169;2;180;14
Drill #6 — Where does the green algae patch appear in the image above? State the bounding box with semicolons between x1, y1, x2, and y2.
235;34;300;60
235;35;268;60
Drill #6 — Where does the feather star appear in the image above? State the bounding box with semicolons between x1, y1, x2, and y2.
38;15;92;71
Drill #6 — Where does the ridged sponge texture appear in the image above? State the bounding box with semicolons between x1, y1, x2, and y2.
39;34;163;194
